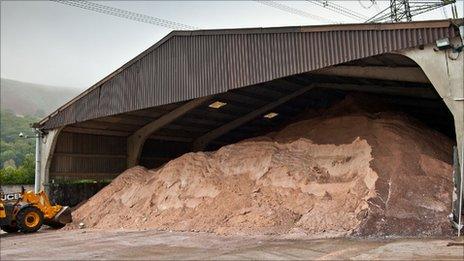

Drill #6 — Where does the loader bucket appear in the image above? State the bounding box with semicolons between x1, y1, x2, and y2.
54;206;72;224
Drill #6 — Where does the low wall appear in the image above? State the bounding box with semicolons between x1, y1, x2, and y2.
0;183;107;207
1;184;34;194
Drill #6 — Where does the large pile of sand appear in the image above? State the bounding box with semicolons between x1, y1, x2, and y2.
71;96;454;237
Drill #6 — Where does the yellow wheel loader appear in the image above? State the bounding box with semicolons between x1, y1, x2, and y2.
0;188;72;233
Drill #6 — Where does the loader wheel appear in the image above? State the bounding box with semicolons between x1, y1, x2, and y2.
17;206;43;233
1;224;19;233
45;220;65;229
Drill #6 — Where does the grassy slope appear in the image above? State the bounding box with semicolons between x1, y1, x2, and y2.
0;78;80;117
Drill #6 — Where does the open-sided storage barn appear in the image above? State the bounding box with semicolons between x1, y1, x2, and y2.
34;19;463;191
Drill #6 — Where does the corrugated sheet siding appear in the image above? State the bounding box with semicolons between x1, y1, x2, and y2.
41;25;457;129
50;132;127;179
50;157;124;174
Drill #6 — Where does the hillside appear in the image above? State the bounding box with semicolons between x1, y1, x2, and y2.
0;109;37;170
0;78;80;117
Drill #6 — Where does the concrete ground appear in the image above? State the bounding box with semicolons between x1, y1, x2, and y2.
1;229;463;260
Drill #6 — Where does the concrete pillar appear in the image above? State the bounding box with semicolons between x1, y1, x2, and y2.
399;37;464;160
39;128;63;193
34;130;42;193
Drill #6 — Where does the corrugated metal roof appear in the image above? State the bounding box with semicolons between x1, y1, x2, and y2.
37;19;463;130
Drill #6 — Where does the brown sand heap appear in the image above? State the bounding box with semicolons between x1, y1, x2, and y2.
72;96;454;237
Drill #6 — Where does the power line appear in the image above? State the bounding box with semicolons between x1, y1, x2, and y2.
255;0;335;24
52;0;198;30
366;0;456;23
305;0;368;22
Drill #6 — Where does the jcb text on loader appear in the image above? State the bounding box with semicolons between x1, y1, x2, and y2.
0;188;72;233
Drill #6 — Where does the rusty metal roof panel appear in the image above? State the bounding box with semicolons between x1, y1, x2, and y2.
38;19;462;130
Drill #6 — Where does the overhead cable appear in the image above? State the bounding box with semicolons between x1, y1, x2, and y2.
255;0;335;24
366;0;456;23
306;0;368;21
52;0;198;30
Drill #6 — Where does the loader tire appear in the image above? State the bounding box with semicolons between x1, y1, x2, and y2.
1;224;19;233
45;220;65;229
17;206;44;233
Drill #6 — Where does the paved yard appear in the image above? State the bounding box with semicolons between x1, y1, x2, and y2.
1;229;463;260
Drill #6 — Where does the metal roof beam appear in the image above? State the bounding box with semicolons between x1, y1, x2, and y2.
148;135;193;143
126;109;167;119
93;114;153;126
74;120;139;132
63;126;130;137
175;116;224;128
315;82;438;99
312;66;429;84
192;85;314;151
127;96;211;167
220;92;268;107
189;108;237;121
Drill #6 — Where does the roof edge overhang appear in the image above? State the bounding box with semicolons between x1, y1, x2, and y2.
33;19;464;129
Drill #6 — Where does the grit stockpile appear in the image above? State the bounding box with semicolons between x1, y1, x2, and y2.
71;96;454;237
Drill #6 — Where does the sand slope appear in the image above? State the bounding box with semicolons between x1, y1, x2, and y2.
71;97;454;237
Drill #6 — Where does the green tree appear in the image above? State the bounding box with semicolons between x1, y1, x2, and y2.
0;154;35;185
0;109;38;184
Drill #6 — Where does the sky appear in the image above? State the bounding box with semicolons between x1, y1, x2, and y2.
1;0;463;90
